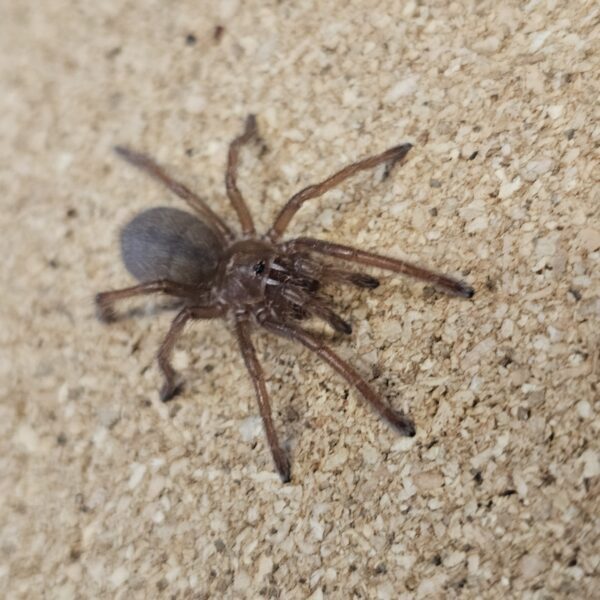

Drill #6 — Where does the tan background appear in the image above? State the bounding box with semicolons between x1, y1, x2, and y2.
1;1;598;598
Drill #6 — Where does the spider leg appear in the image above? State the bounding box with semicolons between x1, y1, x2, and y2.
268;143;412;240
95;279;203;322
321;266;380;289
226;115;258;235
260;319;415;437
284;237;475;298
282;254;379;289
157;305;224;402
114;146;233;242
280;287;352;335
304;298;352;335
235;319;291;482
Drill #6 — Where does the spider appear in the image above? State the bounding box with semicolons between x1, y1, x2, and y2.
96;115;474;482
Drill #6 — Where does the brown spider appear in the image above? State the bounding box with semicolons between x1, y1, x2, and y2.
96;115;474;482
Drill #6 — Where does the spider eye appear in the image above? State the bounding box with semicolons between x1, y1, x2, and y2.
253;260;266;275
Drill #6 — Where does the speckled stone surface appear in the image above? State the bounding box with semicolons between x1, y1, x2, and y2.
1;1;599;598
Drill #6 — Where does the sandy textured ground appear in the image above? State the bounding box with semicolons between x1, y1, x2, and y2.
1;1;599;598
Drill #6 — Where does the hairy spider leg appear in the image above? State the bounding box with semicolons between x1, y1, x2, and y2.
268;143;412;240
282;254;380;289
95;280;204;322
225;114;258;235
261;319;416;437
320;266;380;289
158;305;225;402
235;319;291;482
284;238;475;298
114;146;233;243
279;286;352;335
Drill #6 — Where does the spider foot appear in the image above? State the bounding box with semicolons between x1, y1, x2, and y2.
245;113;269;155
388;411;416;437
382;143;413;180
349;274;380;289
95;294;117;323
244;113;258;137
329;313;352;335
160;379;184;403
273;451;291;484
458;282;475;299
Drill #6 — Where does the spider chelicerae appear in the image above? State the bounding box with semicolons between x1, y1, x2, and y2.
96;115;474;482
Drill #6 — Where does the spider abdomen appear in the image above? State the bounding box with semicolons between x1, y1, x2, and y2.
120;207;223;285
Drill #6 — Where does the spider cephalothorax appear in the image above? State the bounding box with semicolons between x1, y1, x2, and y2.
96;115;474;482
